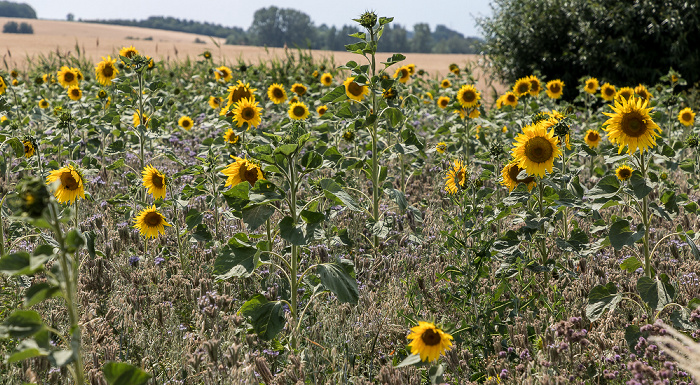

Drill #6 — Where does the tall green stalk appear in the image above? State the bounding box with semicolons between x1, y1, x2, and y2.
288;152;299;349
368;26;380;250
640;151;652;277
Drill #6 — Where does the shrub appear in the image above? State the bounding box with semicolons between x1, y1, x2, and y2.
18;21;32;33
2;20;32;34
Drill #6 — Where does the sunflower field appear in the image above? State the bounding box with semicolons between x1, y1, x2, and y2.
1;12;700;385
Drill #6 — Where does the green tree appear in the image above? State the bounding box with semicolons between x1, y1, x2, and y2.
248;6;316;48
0;1;36;18
411;23;433;53
380;24;409;53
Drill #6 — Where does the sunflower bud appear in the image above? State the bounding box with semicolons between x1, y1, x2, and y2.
553;120;570;137
34;76;43;85
685;134;699;149
358;11;377;29
343;130;355;142
489;143;504;158
97;89;107;99
14;177;50;218
382;87;397;100
531;112;549;125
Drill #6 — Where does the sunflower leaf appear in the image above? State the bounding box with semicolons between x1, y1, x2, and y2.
320;85;346;103
586;282;621;322
239;294;286;341
608;219;644;250
395;354;422;368
103;362;152;385
637;275;675;311
630;171;653;199
242;204;274;231
320;179;362;212
316;259;359;305
6;137;24;157
214;234;259;279
0;310;45;339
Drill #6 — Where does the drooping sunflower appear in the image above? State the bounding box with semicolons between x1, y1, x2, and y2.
133;205;171;239
57;66;79;88
208;96;222;109
584;77;599;94
449;63;460;75
223;129;239;144
343;77;369;102
267;83;287;104
678;107;695;127
600;83;617;101
513;77;531;97
133;110;149;128
406;321;454;363
422;92;434;104
221;156;264;187
317;105;328;116
320;72;333;86
291;83;307;97
440;79;451;88
45;164;85;204
503;92;518;108
67;86;82;101
38;99;49;109
0;76;6;95
227;81;257;105
23;139;35;158
232;97;263;128
435;142;447;154
501;162;536;192
584;129;602;148
444;160;467;194
546;79;564;99
178;116;194;130
527;75;542;96
288;101;310;120
95;56;118;86
615;165;633;181
602;96;661;154
634;84;652;101
142;165;166;200
215;66;232;82
616;87;634;101
456;84;481;108
437;96;450;109
511;122;562;177
406;64;416;75
394;66;411;83
119;45;139;59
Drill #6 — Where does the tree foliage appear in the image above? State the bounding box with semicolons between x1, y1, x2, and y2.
3;20;32;34
478;0;700;99
0;1;36;19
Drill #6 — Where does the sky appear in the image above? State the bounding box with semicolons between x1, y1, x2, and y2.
21;0;492;37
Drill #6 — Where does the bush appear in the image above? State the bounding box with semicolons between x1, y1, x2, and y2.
18;21;32;33
3;20;32;34
478;0;700;99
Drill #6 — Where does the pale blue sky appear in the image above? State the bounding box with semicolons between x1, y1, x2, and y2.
22;0;491;37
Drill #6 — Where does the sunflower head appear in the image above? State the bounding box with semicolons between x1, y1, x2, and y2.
23;138;36;158
223;128;240;144
616;87;634;102
288;101;310;120
511;122;562;177
343;130;355;142
209;96;222;109
119;45;139;59
317;105;328;116
221;156;264;187
615;165;633;181
602;96;661;154
133;110;150;128
95;56;118;86
501;162;536;192
232;97;263;129
546;79;564;99
57;66;79;88
394;66;411;83
215;66;232;82
440;79;451;88
456;85;480;108
320;73;333;86
291;83;307;96
227;81;257;105
266;83;287;104
178;116;194;130
584;129;602;148
600;83;617;101
634;84;652;101
67;86;82;101
357;11;378;29
437;96;450;109
133;205;171;239
45;164;86;204
449;63;460;75
444;160;467;194
503;92;518;107
584;77;599;94
38;99;49;109
678;107;695;127
343;77;369;102
513;77;531;96
406;321;454;362
15;177;51;218
382;87;397;100
436;142;447;154
527;75;542;96
142;165;167;200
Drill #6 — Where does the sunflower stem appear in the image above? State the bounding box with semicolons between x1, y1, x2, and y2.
288;152;299;350
369;25;380;251
537;180;549;285
640;151;652;278
173;200;186;271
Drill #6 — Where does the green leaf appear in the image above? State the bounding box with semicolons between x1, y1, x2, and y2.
6;137;24;157
620;256;643;273
320;85;347;103
385;188;407;212
249;180;283;204
64;229;85;254
586;282;621;322
0;250;51;276
381;53;406;66
24;282;61;307
316;259;359;305
103;362;152;385
278;216;307;246
321;179;361;212
301;151;323;170
222;182;250;211
395;354;422;368
680;232;700;260
7;339;48;363
624;324;641;352
608;220;644;250
239;294;286;341
185;209;203;230
0;310;45;338
242;204;275;231
214;234;259;279
637;275;675;311
300;210;325;224
587;175;620;200
630;171;653;199
275;144;298;157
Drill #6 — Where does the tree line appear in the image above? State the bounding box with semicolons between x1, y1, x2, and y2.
0;1;36;19
81;7;482;54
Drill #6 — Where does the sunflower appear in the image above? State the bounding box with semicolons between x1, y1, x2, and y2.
449;63;460;75
232;97;263;128
133;110;149;128
511;122;562;177
178;116;194;130
227;81;257;105
406;64;416;75
133;205;171;239
311;70;319;78
23;140;35;158
291;83;307;96
221;156;264;187
0;77;6;95
444;160;467;194
584;129;602;148
406;321;454;363
45;164;85;204
12;79;18;86
584;77;599;94
602;96;661;154
496;95;505;109
501;162;536;192
422;92;434;104
95;56;118;86
600;83;616;101
67;86;82;101
469;108;481;119
616;87;634;101
437;96;450;109
223;128;239;144
502;92;518;108
267;83;287;104
440;79;451;88
288;101;310;120
38;99;49;109
215;66;232;82
634;84;652;101
320;72;333;86
394;66;411;83
317;105;328;116
57;66;79;88
343;77;369;102
527;75;542;96
615;165;633;181
208;96;222;109
456;84;480;108
436;142;447;154
142;165;166;200
678;107;695;127
546;79;564;99
119;45;139;59
513;77;531;97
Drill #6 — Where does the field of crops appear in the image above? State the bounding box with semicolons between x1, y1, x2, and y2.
0;12;699;385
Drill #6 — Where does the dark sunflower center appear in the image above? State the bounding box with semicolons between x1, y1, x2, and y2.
440;99;448;107
71;89;80;97
293;106;306;117
272;88;284;99
125;50;135;58
530;82;539;92
462;91;476;103
347;82;363;96
182;120;191;128
60;171;79;191
64;72;75;82
586;83;595;90
242;107;255;120
294;86;306;95
442;81;449;87
604;87;615;96
400;69;409;79
550;84;560;93
525;136;554;163
638;90;648;99
221;70;229;78
506;94;516;103
517;83;529;94
319;107;327;114
231;88;251;104
682;112;692;122
41;101;47;107
621;113;647;137
24;144;31;154
508;164;534;184
103;65;114;77
144;212;162;226
587;132;600;141
619;169;631;179
323;76;331;84
421;328;442;346
243;166;259;185
620;91;631;99
152;173;164;188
